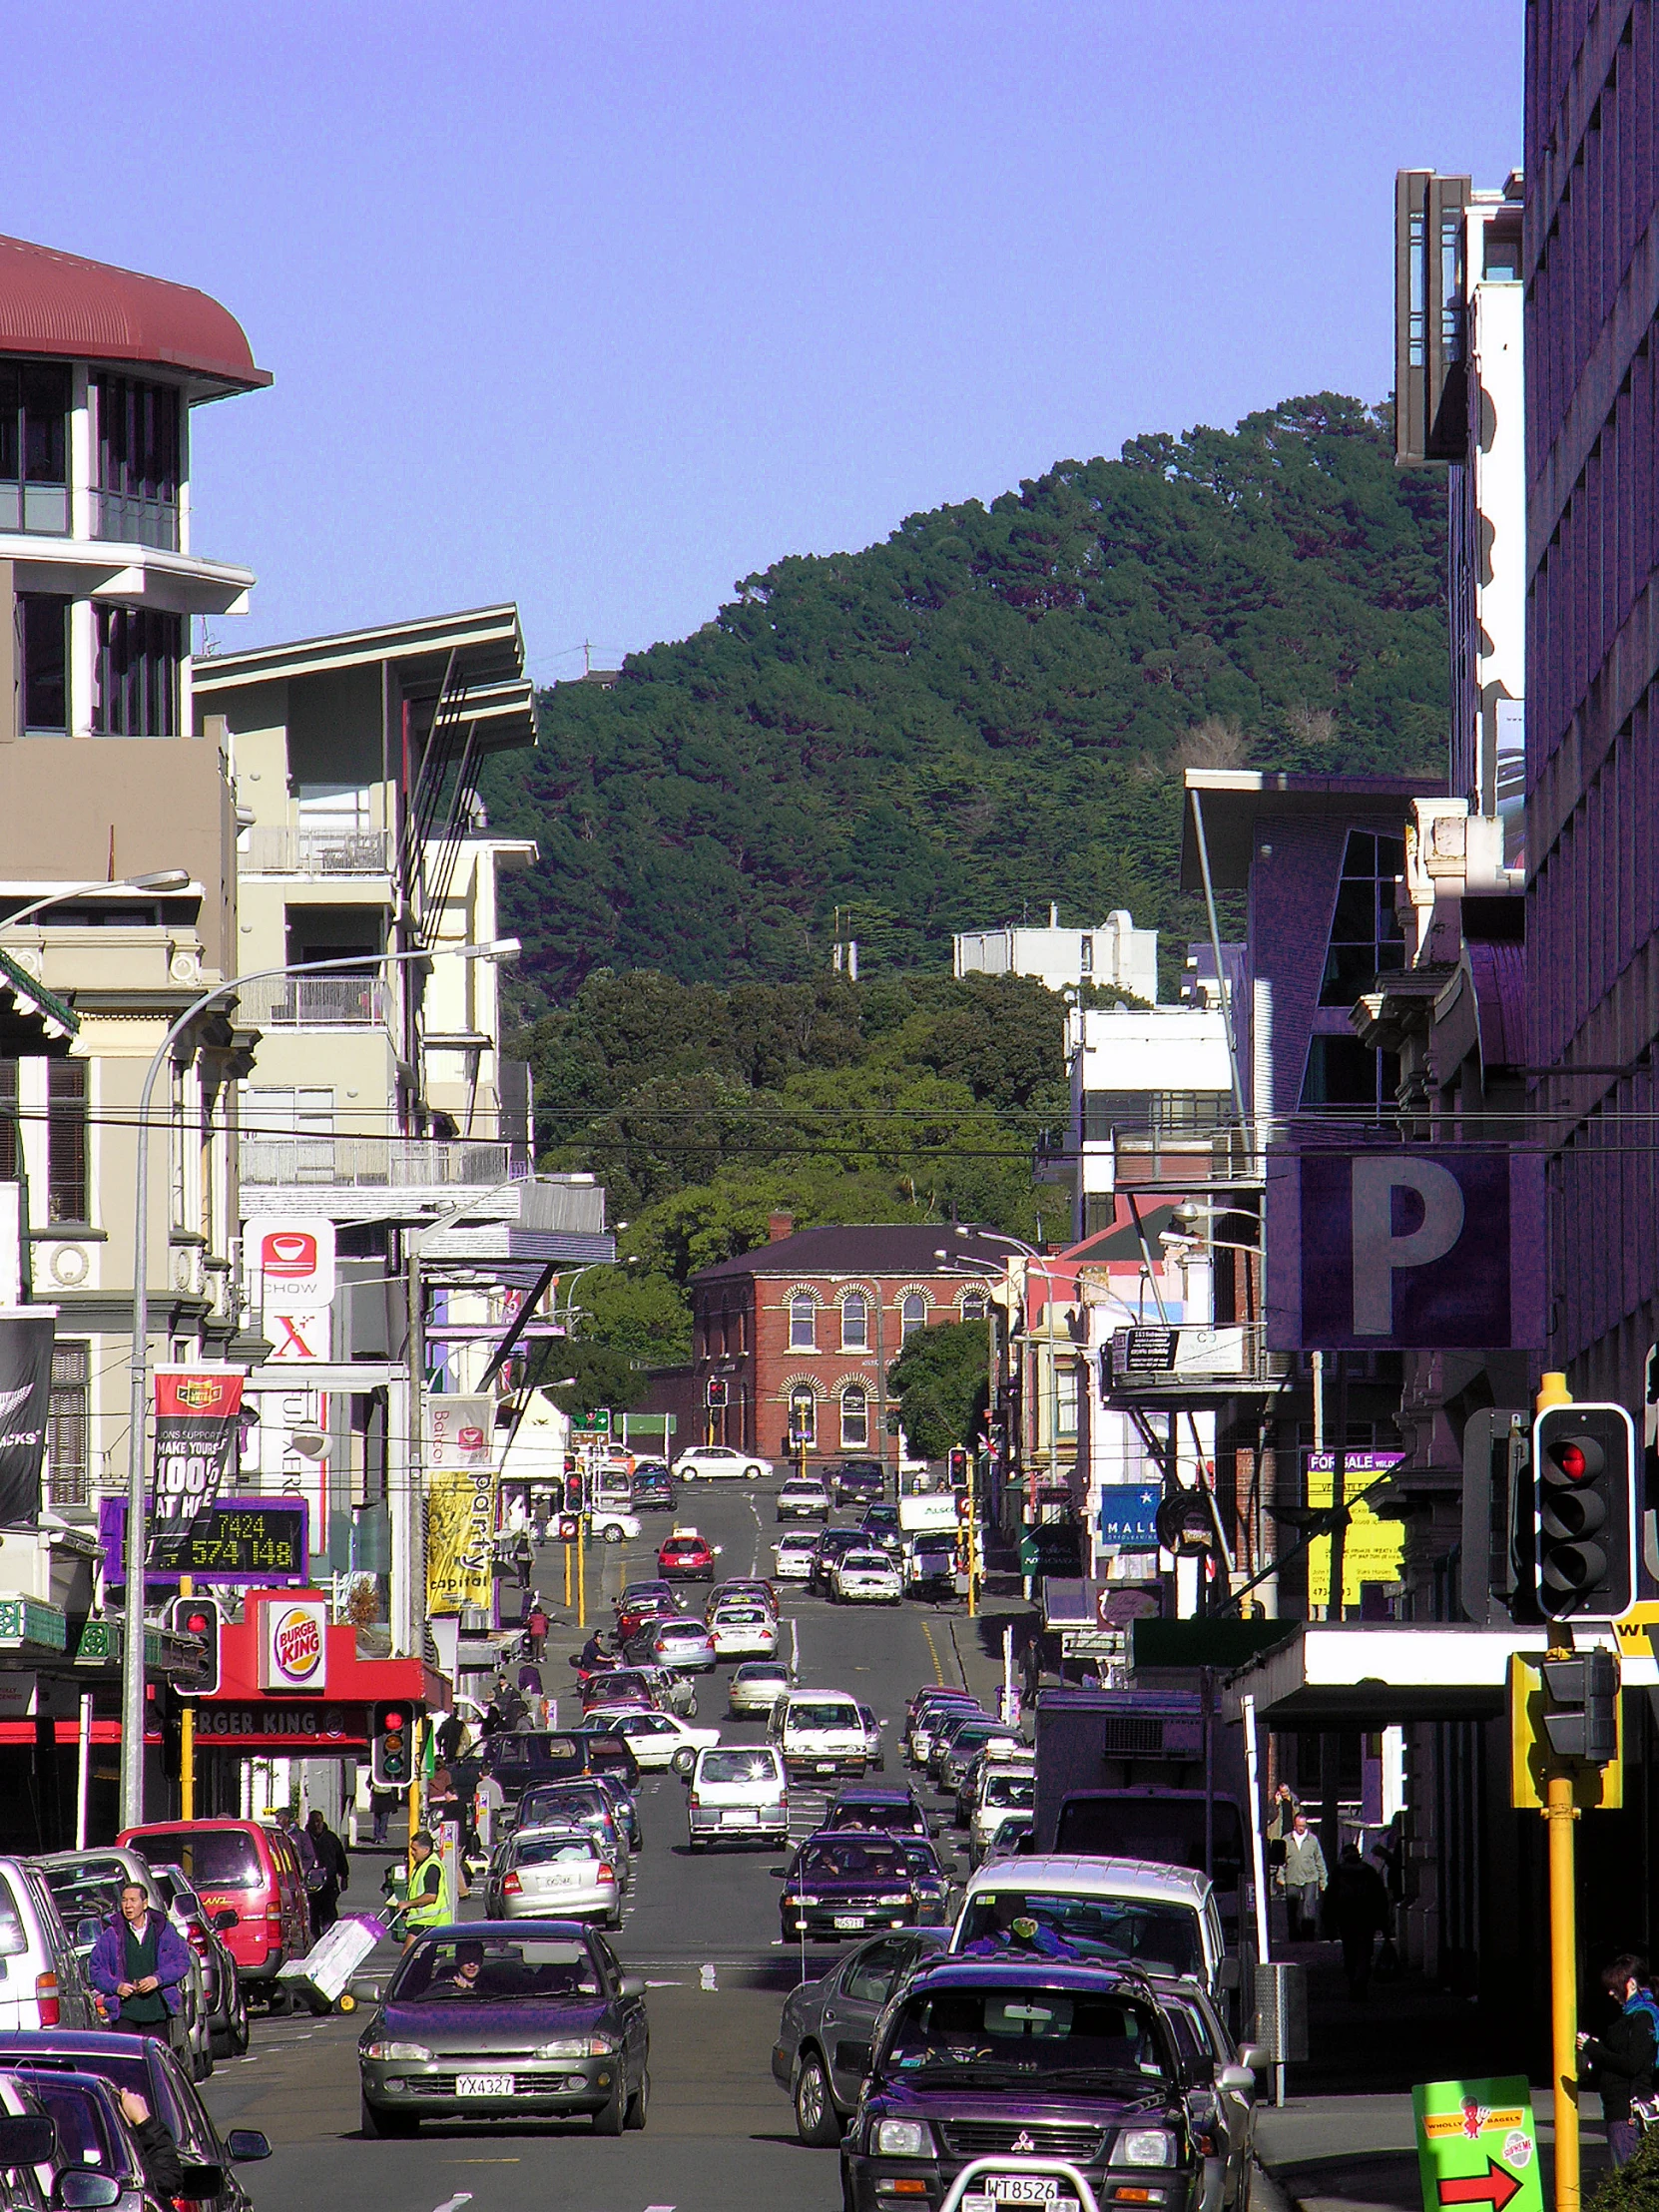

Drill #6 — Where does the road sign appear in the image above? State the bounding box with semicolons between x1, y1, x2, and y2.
572;1409;611;1434
1412;2076;1541;2212
1098;1483;1161;1549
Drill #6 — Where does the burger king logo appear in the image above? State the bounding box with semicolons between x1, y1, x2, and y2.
273;1607;322;1682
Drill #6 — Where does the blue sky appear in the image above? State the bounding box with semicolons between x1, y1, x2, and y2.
12;1;1520;678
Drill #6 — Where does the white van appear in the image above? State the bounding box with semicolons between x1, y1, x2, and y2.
949;1854;1236;2010
768;1689;869;1783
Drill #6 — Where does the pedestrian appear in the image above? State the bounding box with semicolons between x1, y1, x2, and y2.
474;1768;506;1856
1282;1812;1328;1940
1578;1954;1659;2167
1330;1844;1390;1997
517;1657;544;1697
89;1882;192;2049
435;1707;468;1766
305;1809;350;1937
427;1764;461;1835
515;1531;534;1592
527;1599;550;1661
401;1831;451;1945
1266;1782;1301;1839
370;1784;397;1848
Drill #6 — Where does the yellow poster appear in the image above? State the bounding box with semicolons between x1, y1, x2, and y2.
1306;1451;1406;1608
426;1465;495;1614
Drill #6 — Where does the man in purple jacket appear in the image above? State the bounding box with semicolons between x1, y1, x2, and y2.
89;1883;191;2042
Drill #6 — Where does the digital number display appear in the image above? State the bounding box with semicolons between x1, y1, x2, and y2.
151;1506;307;1578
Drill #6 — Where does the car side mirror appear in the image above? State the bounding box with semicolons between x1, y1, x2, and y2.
348;1975;386;2005
227;2130;272;2162
1217;1957;1241;1990
618;1973;646;1999
1234;2041;1267;2073
1216;2064;1257;2096
53;2178;119;2211
214;1909;240;1932
768;1867;789;1879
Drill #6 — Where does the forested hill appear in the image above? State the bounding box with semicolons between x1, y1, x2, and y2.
480;393;1447;1010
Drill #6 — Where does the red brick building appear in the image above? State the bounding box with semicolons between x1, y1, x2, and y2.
674;1217;1007;1469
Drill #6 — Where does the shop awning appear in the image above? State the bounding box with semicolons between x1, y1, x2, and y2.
1221;1621;1575;1724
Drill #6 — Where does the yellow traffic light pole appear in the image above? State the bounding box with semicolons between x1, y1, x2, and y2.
1536;1369;1580;2212
179;1575;195;1822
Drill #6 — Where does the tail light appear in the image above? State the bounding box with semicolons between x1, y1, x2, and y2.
688;1793;701;1809
35;1972;59;2026
503;1873;522;1895
597;1863;616;1884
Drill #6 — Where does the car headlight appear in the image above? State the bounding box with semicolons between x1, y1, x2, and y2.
1115;2128;1178;2167
874;2117;933;2157
876;1893;910;1906
537;2035;617;2057
363;2040;432;2062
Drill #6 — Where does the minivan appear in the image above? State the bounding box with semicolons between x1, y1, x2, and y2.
769;1690;869;1783
118;1820;310;2007
0;1857;96;2032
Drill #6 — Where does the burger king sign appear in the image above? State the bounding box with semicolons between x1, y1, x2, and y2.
259;1597;329;1692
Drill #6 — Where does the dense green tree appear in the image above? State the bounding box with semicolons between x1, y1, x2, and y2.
886;1321;991;1460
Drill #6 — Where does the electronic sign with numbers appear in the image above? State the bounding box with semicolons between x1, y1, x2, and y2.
100;1496;307;1586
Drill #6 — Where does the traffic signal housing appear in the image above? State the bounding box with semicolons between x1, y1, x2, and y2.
371;1702;412;1789
1540;1650;1620;1764
1532;1401;1637;1619
167;1594;222;1696
946;1447;969;1490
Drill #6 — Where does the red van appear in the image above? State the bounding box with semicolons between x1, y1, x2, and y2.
118;1820;311;2002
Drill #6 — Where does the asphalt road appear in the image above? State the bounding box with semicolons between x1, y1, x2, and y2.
203;1475;997;2212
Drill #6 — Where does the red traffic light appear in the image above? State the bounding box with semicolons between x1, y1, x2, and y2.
183;1610;213;1636
382;1710;406;1731
1553;1440;1596;1481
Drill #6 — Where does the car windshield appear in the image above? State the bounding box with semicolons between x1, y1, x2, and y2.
778;1536;817;1552
880;1983;1171;2089
958;1892;1204;1979
701;1750;780;1785
715;1606;767;1624
799;1837;907;1882
658;1623;706;1641
125;1827;261;1891
790;1702;860;1732
391;1936;602;2002
736;1663;789;1682
899;1842;944;1879
515;1837;598;1867
984;1776;1036;1809
827;1800;923;1835
519;1785;607;1826
590;1671;652;1694
841;1552;891;1572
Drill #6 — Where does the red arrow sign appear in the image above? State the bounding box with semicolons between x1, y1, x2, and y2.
1438;2160;1523;2212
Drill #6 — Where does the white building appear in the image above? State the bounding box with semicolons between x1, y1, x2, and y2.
954;906;1158;1001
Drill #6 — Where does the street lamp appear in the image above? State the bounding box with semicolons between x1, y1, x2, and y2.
120;934;519;1829
1;869;192;928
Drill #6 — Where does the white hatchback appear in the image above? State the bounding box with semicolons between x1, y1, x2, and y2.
830;1549;903;1604
674;1445;774;1482
687;1743;790;1849
773;1531;819;1581
709;1603;778;1659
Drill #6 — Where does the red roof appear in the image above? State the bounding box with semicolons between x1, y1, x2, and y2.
0;234;270;394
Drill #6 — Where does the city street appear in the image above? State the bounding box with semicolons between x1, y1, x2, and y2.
201;1476;994;2212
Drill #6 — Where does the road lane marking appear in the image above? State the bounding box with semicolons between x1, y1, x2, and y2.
699;1961;718;1989
921;1622;945;1685
430;2194;474;2212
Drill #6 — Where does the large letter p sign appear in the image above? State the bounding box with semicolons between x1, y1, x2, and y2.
1350;1156;1465;1336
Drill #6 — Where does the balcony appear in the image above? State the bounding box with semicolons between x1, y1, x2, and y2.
236;975;390;1030
243;826;395;877
239;1136;512;1190
92;489;180;550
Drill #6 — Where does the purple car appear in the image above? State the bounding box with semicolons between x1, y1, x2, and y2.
357;1922;650;2137
779;1831;919;1945
839;1953;1199;2212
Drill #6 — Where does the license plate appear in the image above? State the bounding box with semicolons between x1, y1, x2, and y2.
962;2197;1077;2212
816;1761;835;1773
455;2074;512;2096
724;1808;759;1825
986;2182;1065;2205
833;1914;865;1930
540;1869;586;1885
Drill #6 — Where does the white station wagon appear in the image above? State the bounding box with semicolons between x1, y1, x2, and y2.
673;1444;774;1482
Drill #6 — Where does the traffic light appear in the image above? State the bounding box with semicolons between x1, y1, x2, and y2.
946;1447;969;1490
167;1594;222;1696
1539;1650;1620;1765
563;1466;584;1512
706;1378;729;1409
372;1702;412;1789
1532;1401;1637;1618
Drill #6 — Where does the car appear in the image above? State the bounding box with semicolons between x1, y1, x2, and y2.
597;1710;721;1774
0;1859;100;2035
829;1458;886;1506
905;1691;981;1767
936;1721;1025;1801
651;1617;718;1672
578;1668;660;1715
632;1662;698;1717
673;1445;773;1482
770;1690;871;1783
6;2065;162;2212
478;1729;641;1809
954;1741;1035;1828
589;1503;642;1545
581;1770;645;1856
773;1532;820;1582
728;1659;795;1719
486;1827;623;1928
0;2029;272;2212
356;1921;650;2137
615;1583;680;1642
821;1785;928;1840
771;1928;950;2145
891;1837;957;1925
968;1764;1036;1867
657;1530;716;1581
707;1604;778;1660
923;1705;994;1784
810;1526;868;1593
853;1704;886;1771
630;1461;677;1511
777;1830;922;1946
1148;1972;1265;2212
830;1549;903;1605
506;1783;631;1881
685;1744;790;1851
710;1576;780;1616
776;1476;831;1523
34;1850;217;2079
837;1953;1194;2212
902;1531;958;1595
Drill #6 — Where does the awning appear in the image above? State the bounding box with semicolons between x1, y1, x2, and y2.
0;948;77;1045
1222;1621;1573;1724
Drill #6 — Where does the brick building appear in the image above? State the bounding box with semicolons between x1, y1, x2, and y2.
680;1217;1006;1468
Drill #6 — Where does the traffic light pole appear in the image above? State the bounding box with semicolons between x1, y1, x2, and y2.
1536;1369;1580;2212
179;1574;195;1824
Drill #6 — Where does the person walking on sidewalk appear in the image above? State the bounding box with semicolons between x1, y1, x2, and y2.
526;1599;550;1661
1578;1954;1659;2168
1283;1813;1328;1940
1331;1844;1390;1996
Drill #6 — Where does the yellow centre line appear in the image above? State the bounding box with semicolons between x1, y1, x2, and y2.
920;1622;945;1687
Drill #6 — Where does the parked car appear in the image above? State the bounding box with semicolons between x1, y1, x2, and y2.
904;1690;980;1767
588;1502;642;1545
770;1691;870;1784
936;1721;1025;1802
771;1928;949;2144
485;1828;622;1929
651;1618;718;1672
597;1710;721;1774
922;1705;995;1785
953;1740;1034;1828
775;1477;831;1523
116;1819;310;2014
707;1604;778;1660
672;1445;773;1482
685;1744;790;1852
830;1550;903;1606
4;2066;157;2212
33;1852;214;2079
1149;1971;1265;2212
728;1660;795;1720
773;1532;820;1583
829;1459;886;1507
657;1530;716;1582
356;1922;649;2137
968;1764;1036;1868
630;1461;677;1511
777;1830;922;1945
0;1862;99;2037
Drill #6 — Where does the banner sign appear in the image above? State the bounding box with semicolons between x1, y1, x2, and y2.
150;1371;245;1546
427;1466;495;1614
259;1217;334;1366
427;1395;494;1469
1111;1328;1177;1376
1267;1148;1544;1351
0;1310;55;1527
1305;1451;1406;1608
1412;2074;1542;2212
1098;1483;1163;1549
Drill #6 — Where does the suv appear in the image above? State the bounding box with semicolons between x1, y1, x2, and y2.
0;1858;97;2033
630;1460;677;1511
830;1459;885;1507
36;1848;220;2077
770;1690;869;1783
686;1744;789;1851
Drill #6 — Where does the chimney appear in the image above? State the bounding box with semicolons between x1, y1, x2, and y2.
768;1212;795;1243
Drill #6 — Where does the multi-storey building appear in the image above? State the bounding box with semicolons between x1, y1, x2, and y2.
953;907;1159;1000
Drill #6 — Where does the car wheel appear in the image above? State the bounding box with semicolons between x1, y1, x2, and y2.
592;2075;627;2135
624;2068;650;2130
794;2051;841;2147
361;2097;417;2139
607;1907;624;1931
681;1468;696;1481
602;1522;624;1544
744;1465;763;1479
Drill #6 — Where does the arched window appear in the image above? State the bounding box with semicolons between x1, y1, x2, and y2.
840;1292;868;1350
900;1293;926;1342
790;1296;818;1350
840;1384;869;1448
960;1289;988;1323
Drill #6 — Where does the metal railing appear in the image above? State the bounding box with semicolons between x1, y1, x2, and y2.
243;825;395;876
235;975;389;1029
92;490;180;550
239;1136;513;1189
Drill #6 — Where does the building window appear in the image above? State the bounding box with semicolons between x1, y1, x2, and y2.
789;1296;818;1351
47;1058;88;1223
1300;1034;1401;1115
960;1290;988;1323
0;1060;15;1183
46;1342;89;1507
1079;934;1093;975
1056;1366;1079;1437
1318;830;1406;1007
901;1293;926;1341
18;595;69;734
93;606;182;737
840;1292;868;1350
840;1384;869;1448
0;363;70;533
92;374;182;549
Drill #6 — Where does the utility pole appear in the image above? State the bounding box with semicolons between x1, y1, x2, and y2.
1537;1367;1579;2212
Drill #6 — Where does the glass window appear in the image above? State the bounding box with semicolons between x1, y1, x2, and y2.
1300;1035;1401;1115
901;1293;926;1341
840;1384;869;1448
47;1058;87;1222
789;1296;817;1350
46;1341;89;1507
19;595;69;733
1079;933;1093;974
0;363;70;532
840;1292;868;1349
0;1060;15;1182
960;1290;988;1323
92;373;182;548
93;607;182;737
1056;1367;1079;1437
1319;830;1405;1007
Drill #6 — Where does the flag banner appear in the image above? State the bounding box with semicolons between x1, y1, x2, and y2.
426;1395;495;1469
426;1467;495;1614
150;1371;246;1558
0;1311;55;1527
